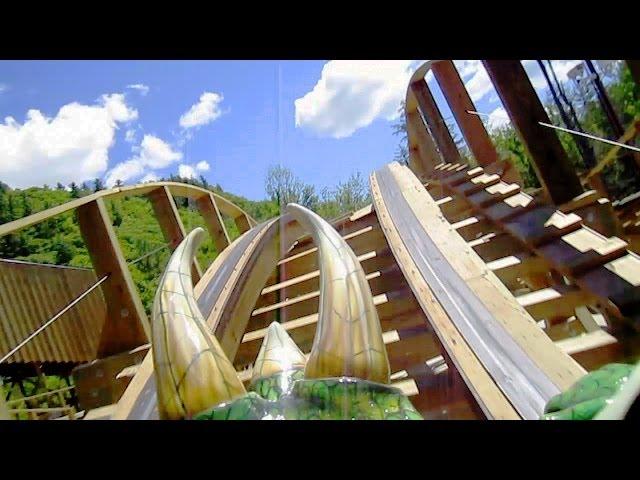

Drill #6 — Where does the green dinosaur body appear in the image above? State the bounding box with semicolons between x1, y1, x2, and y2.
193;369;423;420
541;363;634;420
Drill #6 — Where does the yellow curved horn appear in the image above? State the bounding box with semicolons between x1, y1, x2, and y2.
152;227;246;419
286;203;390;384
252;322;307;384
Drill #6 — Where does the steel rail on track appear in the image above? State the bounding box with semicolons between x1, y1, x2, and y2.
374;164;560;419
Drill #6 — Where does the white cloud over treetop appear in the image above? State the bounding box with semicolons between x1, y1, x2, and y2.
178;164;196;179
179;92;224;129
195;160;209;171
487;106;510;131
294;61;420;139
176;160;209;180
0;93;138;188
105;134;182;187
140;172;159;183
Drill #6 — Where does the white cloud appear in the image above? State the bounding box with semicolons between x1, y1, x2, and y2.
100;93;138;123
125;129;136;143
0;93;138;188
140;172;159;183
105;134;182;187
522;60;582;88
179;92;224;129
136;134;182;169
127;84;150;96
450;60;495;103
105;159;144;186
178;164;197;179
294;60;420;139
487;106;510;131
195;160;209;171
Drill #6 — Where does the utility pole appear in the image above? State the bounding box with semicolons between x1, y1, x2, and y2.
584;60;624;137
538;60;596;168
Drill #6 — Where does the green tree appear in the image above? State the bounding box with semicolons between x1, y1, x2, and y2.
69;182;80;199
391;102;409;165
110;202;123;227
20;192;32;217
53;238;74;264
93;178;105;192
265;165;318;210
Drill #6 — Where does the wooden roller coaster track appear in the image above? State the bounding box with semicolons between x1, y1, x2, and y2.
1;60;640;420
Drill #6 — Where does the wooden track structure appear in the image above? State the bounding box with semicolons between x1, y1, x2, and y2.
2;60;640;420
0;182;255;368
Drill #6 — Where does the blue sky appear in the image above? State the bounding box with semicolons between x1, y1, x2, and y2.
0;60;591;200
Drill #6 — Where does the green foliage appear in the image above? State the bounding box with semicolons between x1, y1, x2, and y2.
0;181;275;316
265;165;318;210
316;172;371;220
490;126;540;189
391;102;409;165
263;165;371;221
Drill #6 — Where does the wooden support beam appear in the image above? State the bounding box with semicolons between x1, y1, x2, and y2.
407;110;440;178
516;285;594;321
411;79;463;164
486;252;549;290
555;329;617;357
148;186;201;284
482;60;584;205
77;198;149;358
431;60;499;167
196;192;231;252
234;213;252;234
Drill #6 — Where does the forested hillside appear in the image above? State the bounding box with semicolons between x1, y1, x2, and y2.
0;180;277;312
0;168;371;312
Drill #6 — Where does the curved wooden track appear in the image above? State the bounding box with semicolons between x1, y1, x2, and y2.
3;60;640;420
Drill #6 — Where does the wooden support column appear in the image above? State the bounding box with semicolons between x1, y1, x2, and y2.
77;198;149;358
431;60;499;167
148;186;202;284
407;110;440;178
483;60;584;205
234;213;251;234
411;79;463;164
196;192;231;253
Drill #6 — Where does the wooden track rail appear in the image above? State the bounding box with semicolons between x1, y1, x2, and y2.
374;162;594;418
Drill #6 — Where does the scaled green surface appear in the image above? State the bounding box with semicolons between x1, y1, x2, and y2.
541;363;634;420
193;369;423;420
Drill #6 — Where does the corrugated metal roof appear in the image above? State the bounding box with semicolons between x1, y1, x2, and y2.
0;259;107;364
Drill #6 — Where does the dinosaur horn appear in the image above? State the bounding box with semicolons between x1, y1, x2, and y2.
251;322;307;384
286;203;390;384
152;227;246;420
